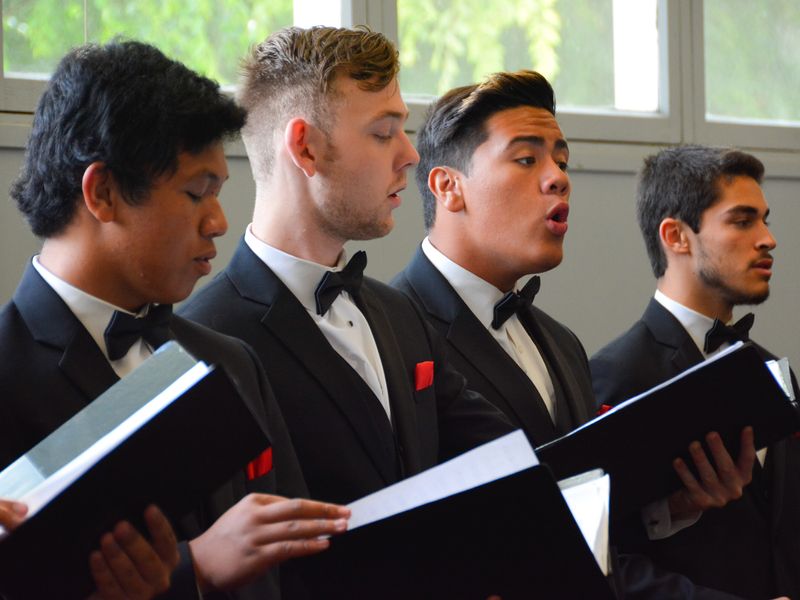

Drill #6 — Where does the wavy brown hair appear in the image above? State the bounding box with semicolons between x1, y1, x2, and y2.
238;25;399;180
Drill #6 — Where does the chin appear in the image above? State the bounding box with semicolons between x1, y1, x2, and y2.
531;252;564;275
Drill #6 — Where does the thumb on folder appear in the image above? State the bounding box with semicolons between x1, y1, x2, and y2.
0;499;27;531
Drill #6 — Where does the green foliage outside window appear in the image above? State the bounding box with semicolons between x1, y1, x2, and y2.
398;0;615;110
704;0;800;122
3;0;800;123
3;0;293;85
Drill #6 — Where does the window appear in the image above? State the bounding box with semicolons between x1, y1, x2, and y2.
1;0;799;155
398;0;660;114
693;0;800;150
704;0;800;125
3;0;293;86
396;0;678;144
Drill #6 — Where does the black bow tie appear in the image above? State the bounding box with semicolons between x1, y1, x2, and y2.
104;304;173;361
314;251;367;316
703;312;754;354
491;276;541;330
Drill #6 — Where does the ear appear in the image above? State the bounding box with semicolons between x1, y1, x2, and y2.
81;162;117;223
284;117;320;177
428;166;465;213
658;217;691;257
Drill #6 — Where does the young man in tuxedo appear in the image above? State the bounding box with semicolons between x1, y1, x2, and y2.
0;40;349;600
180;26;512;508
391;71;761;599
590;145;800;598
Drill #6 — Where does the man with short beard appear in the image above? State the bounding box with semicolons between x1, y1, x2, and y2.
180;26;511;514
590;144;800;599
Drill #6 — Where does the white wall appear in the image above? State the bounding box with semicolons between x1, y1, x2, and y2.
0;137;797;371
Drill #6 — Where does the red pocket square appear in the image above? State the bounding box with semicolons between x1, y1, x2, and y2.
246;447;273;480
415;361;434;391
597;404;613;416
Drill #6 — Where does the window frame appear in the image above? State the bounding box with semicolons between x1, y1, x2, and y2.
1;0;799;163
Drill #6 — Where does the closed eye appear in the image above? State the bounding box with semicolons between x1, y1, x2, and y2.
515;156;535;166
732;219;754;228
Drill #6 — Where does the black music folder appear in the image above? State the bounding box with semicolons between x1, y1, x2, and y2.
0;342;269;600
304;431;615;600
536;342;799;517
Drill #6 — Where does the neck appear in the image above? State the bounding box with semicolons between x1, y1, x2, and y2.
429;230;517;292
39;238;145;312
251;178;345;267
657;273;733;322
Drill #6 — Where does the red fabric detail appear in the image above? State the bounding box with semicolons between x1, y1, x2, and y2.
597;404;613;416
793;431;800;440
415;361;434;391
246;447;273;480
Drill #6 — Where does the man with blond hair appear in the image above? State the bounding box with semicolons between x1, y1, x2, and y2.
182;25;511;511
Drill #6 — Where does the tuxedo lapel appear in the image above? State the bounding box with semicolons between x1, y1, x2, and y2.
641;298;705;372
403;248;557;443
519;306;592;430
226;242;398;485
356;283;418;476
14;264;118;401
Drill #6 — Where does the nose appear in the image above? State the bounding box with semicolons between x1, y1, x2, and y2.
202;196;228;239
758;222;777;251
395;130;420;171
541;159;570;197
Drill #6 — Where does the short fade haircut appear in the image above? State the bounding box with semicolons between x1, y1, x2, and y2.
636;145;765;278
238;25;399;180
11;40;245;239
416;70;556;230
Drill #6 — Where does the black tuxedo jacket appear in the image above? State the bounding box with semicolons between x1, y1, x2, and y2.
590;298;800;599
179;239;513;506
392;248;746;600
0;264;308;600
391;246;596;445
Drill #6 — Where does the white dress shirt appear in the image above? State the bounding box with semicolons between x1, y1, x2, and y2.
245;226;391;422
32;256;152;378
422;237;557;421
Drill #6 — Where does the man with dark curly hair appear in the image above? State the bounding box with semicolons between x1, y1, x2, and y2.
1;40;348;600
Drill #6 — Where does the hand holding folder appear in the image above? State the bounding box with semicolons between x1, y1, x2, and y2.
0;342;352;600
667;425;756;520
88;505;179;600
188;494;349;594
537;342;800;518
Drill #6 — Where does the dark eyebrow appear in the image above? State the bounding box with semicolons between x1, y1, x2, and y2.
506;135;569;154
725;205;760;218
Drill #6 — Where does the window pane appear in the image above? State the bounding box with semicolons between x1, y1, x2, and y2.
3;0;294;86
397;0;660;113
704;0;800;124
3;0;84;78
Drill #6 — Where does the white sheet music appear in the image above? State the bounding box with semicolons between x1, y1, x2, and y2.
767;357;795;401
559;471;610;575
347;430;538;530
